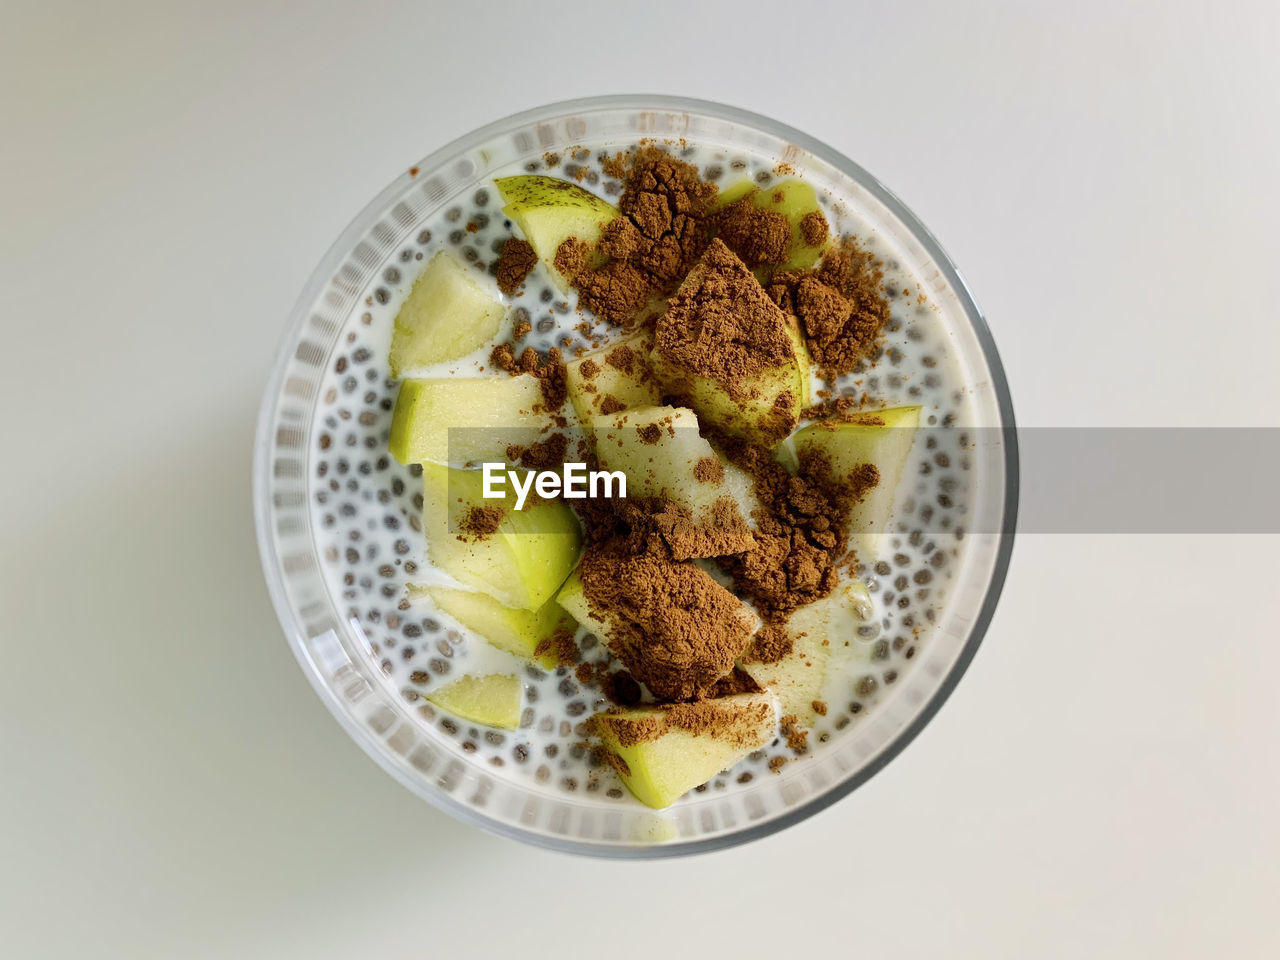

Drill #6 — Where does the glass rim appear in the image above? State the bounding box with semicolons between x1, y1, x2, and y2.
253;93;1020;859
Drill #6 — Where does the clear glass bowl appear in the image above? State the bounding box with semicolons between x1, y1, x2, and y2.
253;95;1018;857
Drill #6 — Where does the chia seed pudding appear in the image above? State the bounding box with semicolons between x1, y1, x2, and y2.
307;141;974;806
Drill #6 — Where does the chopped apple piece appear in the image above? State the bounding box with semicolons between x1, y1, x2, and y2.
420;462;581;610
591;692;779;808
409;585;570;668
494;175;619;293
554;570;593;636
591;404;758;558
713;179;830;273
740;581;873;727
792;406;921;556
649;239;808;446
565;328;662;425
388;252;505;377
426;674;521;730
389;376;554;466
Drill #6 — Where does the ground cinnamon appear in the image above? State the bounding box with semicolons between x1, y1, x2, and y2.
495;237;537;294
767;238;889;377
458;505;504;540
489;342;568;411
576;540;754;700
593;694;774;748
569;146;718;326
713;195;791;268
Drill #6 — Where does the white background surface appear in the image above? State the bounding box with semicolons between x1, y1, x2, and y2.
3;1;1278;957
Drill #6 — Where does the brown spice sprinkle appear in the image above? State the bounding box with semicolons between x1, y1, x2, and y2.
459;505;504;540
598;394;625;415
511;317;532;340
768;755;788;774
573;479;753;560
713;194;791;268
495;237;538;294
799;210;829;248
768;238;889;377
577;357;601;381
653;238;798;409
489;342;568;411
571;146;719;326
741;622;793;664
801;395;867;420
636;423;662;445
780;713;809;753
553;236;589;284
505;432;569;471
715;435;865;619
577;540;754;700
692;456;724;484
811;699;828;716
533;626;578;668
604;342;636;374
594;694;774;748
711;667;763;697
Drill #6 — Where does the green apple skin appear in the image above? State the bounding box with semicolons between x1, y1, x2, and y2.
565;328;662;426
494;175;619;293
410;584;570;668
739;580;873;727
389;252;505;377
421;462;581;611
388;376;552;466
425;673;521;730
792;405;921;558
592;692;779;809
554;570;598;635
713;178;830;274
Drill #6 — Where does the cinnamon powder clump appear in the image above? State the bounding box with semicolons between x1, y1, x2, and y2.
605;342;636;373
741;622;793;664
799;210;828;248
714;434;877;619
505;432;569;471
577;541;754;700
553;237;589;283
693;456;724;484
571;146;718;326
780;713;809;753
636;423;662;445
489;343;568;411
533;626;579;668
713;195;791;268
495;237;537;294
459;505;504;540
768;238;889;377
